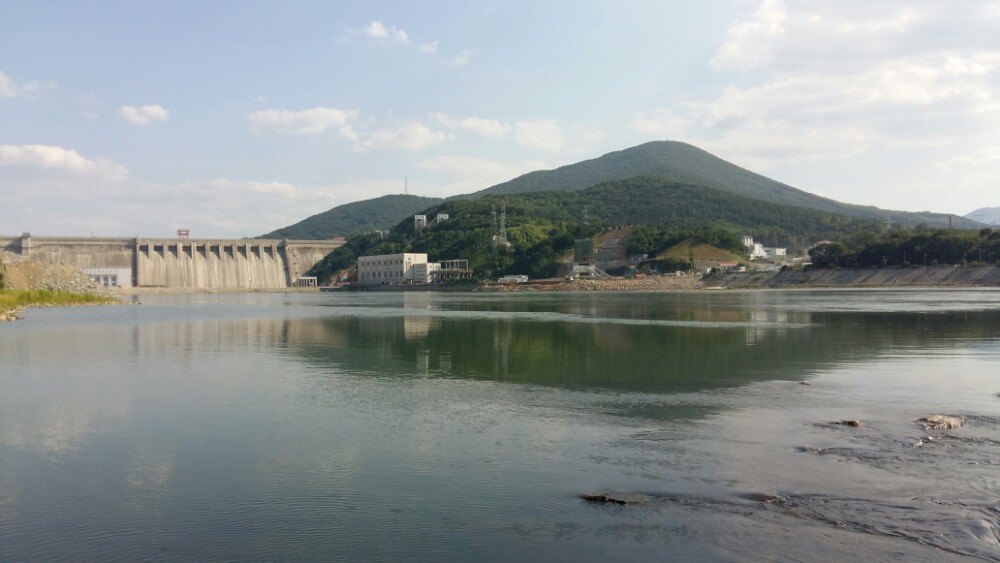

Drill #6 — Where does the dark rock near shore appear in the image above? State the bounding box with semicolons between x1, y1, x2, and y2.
918;415;963;430
582;494;627;505
835;420;861;427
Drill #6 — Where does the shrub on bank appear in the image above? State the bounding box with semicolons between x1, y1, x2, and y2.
0;289;115;312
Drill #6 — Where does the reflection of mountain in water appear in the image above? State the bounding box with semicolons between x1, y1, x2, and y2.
275;298;998;396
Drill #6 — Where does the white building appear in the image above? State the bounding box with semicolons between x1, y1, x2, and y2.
763;247;787;259
414;215;428;231
435;213;449;224
357;253;428;284
412;262;441;283
742;235;767;260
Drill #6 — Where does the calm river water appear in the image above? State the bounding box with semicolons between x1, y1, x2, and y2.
1;290;998;560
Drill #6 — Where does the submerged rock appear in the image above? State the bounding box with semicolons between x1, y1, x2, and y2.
918;415;964;430
799;381;811;386
582;494;628;505
740;493;788;505
834;420;861;427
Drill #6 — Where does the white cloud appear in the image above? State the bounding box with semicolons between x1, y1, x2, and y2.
626;0;1000;212
358;121;446;151
0;71;14;99
247;107;357;135
515;119;565;152
420;41;438;54
364;21;389;39
419;155;547;193
118;104;170;126
0;144;127;181
347;20;412;45
630;1;1000;170
432;113;510;139
0;69;48;99
452;49;476;66
0;170;415;238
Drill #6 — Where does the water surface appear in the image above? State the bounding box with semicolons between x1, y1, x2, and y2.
1;290;998;560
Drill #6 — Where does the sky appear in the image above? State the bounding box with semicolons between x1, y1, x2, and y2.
1;0;998;238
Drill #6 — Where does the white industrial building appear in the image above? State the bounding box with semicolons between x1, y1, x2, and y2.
357;253;428;284
743;235;781;261
763;247;787;259
412;262;441;283
357;253;471;285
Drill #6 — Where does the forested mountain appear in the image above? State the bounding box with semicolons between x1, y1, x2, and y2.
262;194;442;239
469;141;978;229
308;177;888;282
268;141;979;240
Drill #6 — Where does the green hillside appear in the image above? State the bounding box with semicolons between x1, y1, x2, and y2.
468;141;977;229
658;240;748;264
262;194;443;239
309;177;887;282
267;141;976;240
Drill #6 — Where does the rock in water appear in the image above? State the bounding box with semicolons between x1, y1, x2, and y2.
918;415;963;429
582;494;628;505
833;420;861;427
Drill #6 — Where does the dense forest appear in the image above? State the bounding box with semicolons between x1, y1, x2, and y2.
809;228;1000;268
308;177;898;282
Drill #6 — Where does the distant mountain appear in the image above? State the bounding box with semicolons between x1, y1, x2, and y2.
469;141;978;229
273;141;980;239
965;207;1000;226
262;194;443;239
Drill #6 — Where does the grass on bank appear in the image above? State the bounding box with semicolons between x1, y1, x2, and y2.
0;289;116;313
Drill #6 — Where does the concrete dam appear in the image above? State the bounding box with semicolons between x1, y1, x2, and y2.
1;234;345;289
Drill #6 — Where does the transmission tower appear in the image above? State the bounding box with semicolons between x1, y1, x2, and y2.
491;203;510;247
498;203;509;246
582;205;589;226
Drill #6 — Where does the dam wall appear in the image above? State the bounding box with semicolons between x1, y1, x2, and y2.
1;234;344;289
136;240;289;289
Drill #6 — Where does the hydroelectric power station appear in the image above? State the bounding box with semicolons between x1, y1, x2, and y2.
1;233;344;289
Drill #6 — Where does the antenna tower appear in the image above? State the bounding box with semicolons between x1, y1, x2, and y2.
404;177;408;196
582;205;589;226
491;203;510;247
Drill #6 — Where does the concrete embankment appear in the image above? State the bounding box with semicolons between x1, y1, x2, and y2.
706;265;1000;289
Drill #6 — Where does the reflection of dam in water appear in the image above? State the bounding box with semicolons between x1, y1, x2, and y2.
1;233;344;289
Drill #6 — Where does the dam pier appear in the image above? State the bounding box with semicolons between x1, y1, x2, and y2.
2;233;344;289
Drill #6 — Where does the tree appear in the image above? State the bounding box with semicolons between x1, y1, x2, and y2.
809;242;849;268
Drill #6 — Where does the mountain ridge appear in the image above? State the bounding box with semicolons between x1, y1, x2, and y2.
262;194;443;239
266;141;981;239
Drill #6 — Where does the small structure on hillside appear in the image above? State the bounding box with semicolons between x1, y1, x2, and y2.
414;215;428;231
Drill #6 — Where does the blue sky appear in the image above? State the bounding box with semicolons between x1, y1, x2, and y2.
2;1;998;237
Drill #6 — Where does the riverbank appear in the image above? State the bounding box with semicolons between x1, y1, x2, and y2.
476;266;1000;292
706;265;1000;289
0;289;120;322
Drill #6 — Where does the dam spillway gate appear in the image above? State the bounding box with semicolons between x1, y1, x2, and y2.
1;234;345;289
